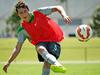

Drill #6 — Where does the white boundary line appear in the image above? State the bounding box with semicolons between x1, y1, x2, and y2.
0;61;100;64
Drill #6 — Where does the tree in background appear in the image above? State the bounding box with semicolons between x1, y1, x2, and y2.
60;0;66;3
90;5;100;37
6;11;21;37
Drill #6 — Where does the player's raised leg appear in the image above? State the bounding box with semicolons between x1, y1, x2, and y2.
36;45;66;73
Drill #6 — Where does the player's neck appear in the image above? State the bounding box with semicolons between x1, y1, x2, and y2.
23;13;31;22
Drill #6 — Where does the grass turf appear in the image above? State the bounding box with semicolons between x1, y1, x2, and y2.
0;64;100;75
0;38;100;75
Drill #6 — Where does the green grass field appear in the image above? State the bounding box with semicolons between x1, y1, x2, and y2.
0;38;100;75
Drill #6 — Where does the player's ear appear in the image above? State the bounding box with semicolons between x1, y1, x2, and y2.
15;11;21;19
15;11;19;17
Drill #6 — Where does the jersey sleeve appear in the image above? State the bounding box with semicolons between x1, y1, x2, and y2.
37;6;52;15
17;30;27;43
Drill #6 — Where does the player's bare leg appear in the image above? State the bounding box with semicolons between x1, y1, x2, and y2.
42;61;50;75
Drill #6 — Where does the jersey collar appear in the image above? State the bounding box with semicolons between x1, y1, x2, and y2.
28;13;34;23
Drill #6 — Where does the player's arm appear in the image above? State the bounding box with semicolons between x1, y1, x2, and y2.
3;30;26;73
38;5;72;23
51;6;72;23
3;42;23;73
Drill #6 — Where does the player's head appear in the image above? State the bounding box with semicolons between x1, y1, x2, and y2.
15;2;29;20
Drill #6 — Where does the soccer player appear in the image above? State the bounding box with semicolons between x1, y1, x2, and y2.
3;2;71;75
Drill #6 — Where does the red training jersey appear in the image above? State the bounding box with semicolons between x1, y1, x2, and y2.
21;10;64;45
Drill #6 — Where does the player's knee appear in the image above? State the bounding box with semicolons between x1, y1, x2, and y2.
37;46;46;54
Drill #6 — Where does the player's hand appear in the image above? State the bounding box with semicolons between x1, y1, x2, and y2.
63;16;72;24
3;62;10;73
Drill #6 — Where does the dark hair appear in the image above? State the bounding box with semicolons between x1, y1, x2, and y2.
15;2;29;13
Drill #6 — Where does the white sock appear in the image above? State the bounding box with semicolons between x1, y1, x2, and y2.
41;50;61;66
54;61;62;66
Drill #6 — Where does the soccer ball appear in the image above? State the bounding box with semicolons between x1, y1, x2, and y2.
75;24;93;42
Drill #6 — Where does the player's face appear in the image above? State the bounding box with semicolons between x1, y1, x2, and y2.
17;8;29;21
